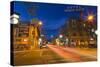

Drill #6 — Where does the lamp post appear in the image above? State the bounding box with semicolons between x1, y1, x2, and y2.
38;21;43;37
87;14;94;23
38;21;42;26
59;34;63;46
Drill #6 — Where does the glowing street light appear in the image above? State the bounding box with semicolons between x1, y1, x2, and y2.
59;34;63;38
87;14;94;22
38;21;42;26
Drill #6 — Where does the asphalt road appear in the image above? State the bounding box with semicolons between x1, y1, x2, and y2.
13;47;67;66
48;45;97;62
13;44;97;66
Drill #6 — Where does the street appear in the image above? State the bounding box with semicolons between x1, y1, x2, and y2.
13;44;97;66
48;45;97;62
13;47;67;66
11;2;97;66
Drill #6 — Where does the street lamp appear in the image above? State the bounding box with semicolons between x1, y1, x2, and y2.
38;21;42;26
38;21;42;38
87;14;94;22
59;34;63;38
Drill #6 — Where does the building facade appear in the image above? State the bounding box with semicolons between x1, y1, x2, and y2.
60;17;97;48
12;20;40;50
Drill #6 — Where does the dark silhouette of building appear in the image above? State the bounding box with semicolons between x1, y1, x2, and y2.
59;17;97;48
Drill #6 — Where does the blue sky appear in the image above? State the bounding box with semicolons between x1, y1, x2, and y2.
11;1;97;39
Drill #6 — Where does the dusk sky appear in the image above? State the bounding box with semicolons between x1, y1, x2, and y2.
11;1;97;39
